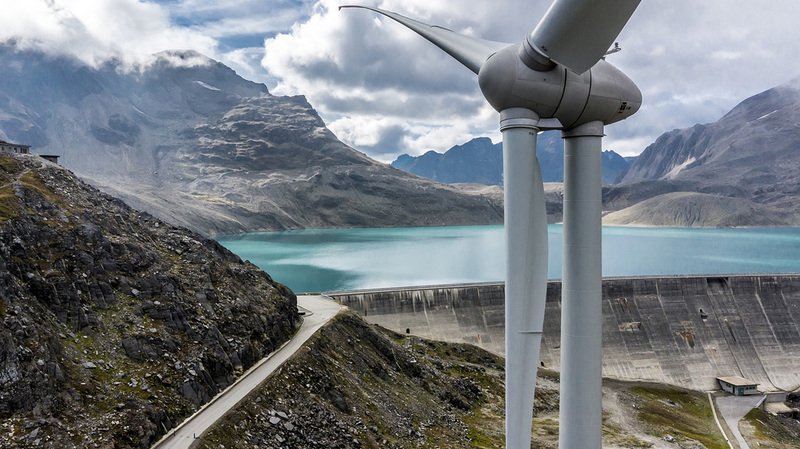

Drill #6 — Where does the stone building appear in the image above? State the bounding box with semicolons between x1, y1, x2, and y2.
0;139;31;155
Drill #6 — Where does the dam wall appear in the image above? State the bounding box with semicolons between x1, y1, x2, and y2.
329;275;800;392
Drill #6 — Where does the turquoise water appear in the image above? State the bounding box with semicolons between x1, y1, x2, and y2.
218;225;800;293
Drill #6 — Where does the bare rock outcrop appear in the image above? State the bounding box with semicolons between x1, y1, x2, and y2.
0;154;297;448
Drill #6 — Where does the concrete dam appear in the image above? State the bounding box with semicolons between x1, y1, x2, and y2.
328;275;800;392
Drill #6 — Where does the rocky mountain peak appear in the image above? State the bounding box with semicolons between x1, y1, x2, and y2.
606;76;800;226
718;78;800;125
0;44;504;235
152;49;216;68
622;76;800;195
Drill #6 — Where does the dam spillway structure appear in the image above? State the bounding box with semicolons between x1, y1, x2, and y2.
341;1;642;447
329;275;800;394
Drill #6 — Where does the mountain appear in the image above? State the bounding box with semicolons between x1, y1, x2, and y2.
4;154;796;448
0;46;502;235
392;137;504;185
450;183;565;223
0;153;296;448
603;192;794;227
197;311;793;448
391;135;630;185
620;77;800;214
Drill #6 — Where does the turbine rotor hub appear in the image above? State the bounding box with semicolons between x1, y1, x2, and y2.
479;45;641;129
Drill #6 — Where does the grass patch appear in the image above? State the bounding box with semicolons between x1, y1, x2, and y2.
462;399;505;448
0;156;22;175
630;385;728;449
19;170;60;204
0;188;20;222
603;415;653;448
741;407;800;448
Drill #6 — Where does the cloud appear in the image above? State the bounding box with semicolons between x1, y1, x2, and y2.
164;1;317;84
604;0;800;155
0;0;218;68
5;0;800;161
328;117;408;156
262;0;539;161
263;0;800;160
165;0;314;43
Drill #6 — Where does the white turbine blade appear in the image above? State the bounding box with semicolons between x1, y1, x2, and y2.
340;5;510;74
501;111;548;448
529;0;640;74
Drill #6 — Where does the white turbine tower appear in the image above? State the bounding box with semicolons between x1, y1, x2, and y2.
342;1;641;448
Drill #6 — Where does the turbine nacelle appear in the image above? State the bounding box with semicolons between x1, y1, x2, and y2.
340;3;641;131
479;44;641;129
340;2;642;448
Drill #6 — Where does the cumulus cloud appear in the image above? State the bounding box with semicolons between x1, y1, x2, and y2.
0;0;218;68
166;0;314;45
264;0;800;159
5;0;800;160
611;0;800;155
262;0;539;161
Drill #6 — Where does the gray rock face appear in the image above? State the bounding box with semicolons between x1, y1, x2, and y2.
602;192;795;227
391;134;630;185
596;78;800;226
0;154;297;448
199;312;507;449
621;78;800;208
0;45;502;235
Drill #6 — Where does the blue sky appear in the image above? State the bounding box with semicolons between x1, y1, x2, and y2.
153;0;312;49
2;1;800;162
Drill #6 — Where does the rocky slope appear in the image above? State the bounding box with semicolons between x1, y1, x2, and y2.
611;77;800;225
198;311;759;449
603;192;796;226
451;183;565;224
0;153;297;448
0;45;502;235
623;78;800;187
392;135;630;185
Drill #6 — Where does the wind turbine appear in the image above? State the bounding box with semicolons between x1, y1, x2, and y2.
341;1;642;448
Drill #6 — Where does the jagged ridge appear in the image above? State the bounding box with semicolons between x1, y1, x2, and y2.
0;46;503;236
391;135;630;185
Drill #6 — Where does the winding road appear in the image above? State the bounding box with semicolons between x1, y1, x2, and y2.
151;295;343;449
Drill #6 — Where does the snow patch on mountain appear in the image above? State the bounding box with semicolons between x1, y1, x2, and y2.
196;81;221;91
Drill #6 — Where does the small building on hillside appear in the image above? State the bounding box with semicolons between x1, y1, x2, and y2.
0;140;31;155
39;154;60;164
0;140;60;164
717;376;760;396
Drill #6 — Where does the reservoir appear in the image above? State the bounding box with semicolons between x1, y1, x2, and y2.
218;225;800;293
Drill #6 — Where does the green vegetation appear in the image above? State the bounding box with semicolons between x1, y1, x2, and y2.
19;170;63;206
0;185;19;222
1;156;63;221
741;407;800;448
0;155;22;175
200;313;719;449
1;154;299;448
603;417;653;448
629;385;728;449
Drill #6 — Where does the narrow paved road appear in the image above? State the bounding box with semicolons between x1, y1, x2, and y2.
152;295;343;449
716;395;763;449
